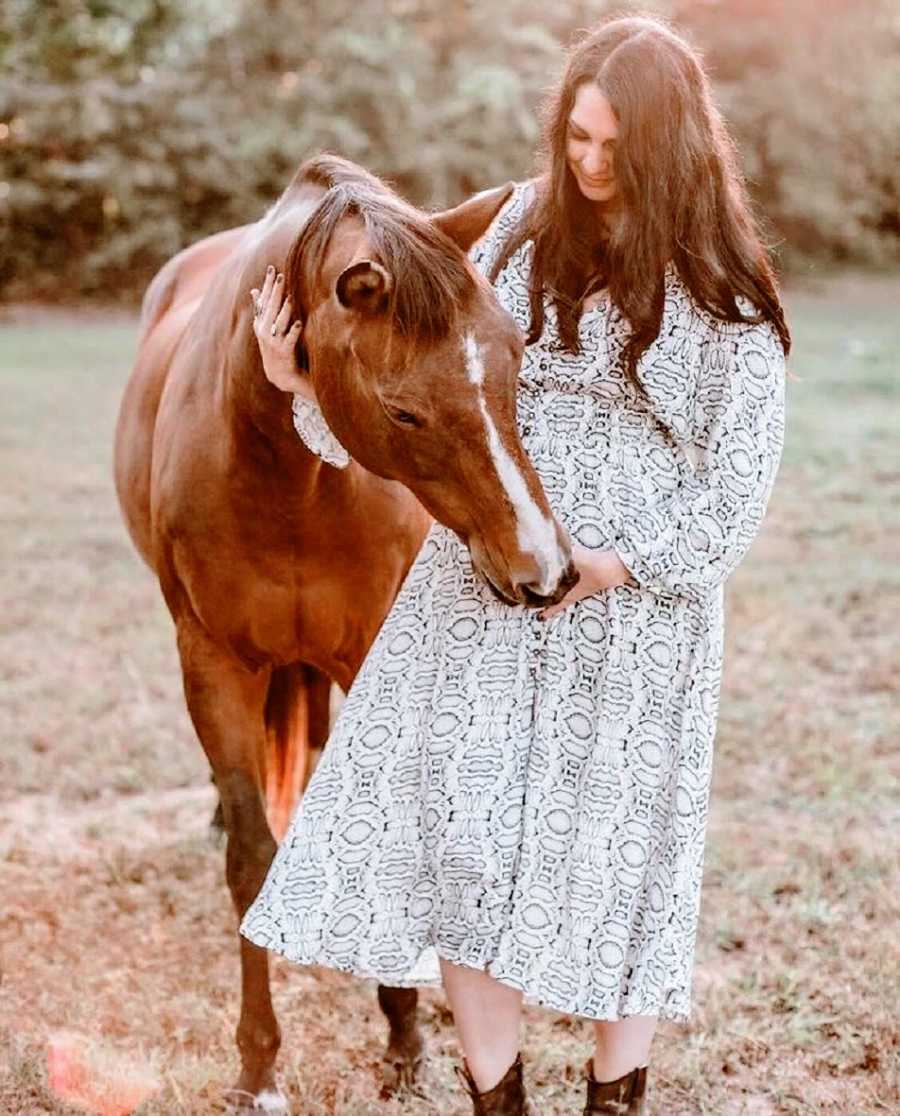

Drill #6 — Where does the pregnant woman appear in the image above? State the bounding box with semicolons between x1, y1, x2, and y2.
240;13;789;1114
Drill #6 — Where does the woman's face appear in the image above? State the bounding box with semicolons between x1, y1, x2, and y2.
565;82;619;206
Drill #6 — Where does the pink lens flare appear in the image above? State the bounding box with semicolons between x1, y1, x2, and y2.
46;1032;159;1116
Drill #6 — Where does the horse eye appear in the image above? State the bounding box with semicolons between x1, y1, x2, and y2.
389;406;421;427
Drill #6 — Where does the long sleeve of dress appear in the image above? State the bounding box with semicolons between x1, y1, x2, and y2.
291;393;351;469
611;315;786;602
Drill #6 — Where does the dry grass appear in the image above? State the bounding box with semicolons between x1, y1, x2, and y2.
1;273;897;1114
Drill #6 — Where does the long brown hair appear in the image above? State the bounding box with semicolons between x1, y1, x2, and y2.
491;13;791;391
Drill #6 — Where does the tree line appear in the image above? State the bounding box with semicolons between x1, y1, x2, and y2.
1;0;897;301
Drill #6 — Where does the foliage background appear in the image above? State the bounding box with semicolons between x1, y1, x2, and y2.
2;0;899;301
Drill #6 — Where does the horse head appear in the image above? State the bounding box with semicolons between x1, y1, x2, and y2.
283;157;578;609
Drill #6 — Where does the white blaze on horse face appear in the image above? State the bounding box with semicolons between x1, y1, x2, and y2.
464;332;485;386
463;332;564;594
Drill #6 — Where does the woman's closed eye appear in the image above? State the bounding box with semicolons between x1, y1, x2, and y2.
567;122;616;152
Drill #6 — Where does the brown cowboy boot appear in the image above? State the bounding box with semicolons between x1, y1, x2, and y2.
583;1058;648;1114
454;1051;532;1115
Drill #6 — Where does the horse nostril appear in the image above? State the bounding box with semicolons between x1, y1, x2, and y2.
516;558;579;607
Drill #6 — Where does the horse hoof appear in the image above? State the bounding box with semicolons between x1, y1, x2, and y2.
379;1029;426;1100
222;1085;289;1113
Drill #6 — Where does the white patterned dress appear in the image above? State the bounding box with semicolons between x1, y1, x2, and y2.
239;183;787;1022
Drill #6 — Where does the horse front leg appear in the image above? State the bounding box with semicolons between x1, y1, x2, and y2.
176;620;287;1113
377;984;426;1098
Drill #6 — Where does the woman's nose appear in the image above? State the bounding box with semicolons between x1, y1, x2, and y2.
582;148;609;176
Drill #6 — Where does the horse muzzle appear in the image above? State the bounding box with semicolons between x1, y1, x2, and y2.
476;555;580;610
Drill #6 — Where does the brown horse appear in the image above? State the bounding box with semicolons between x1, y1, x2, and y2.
114;153;577;1111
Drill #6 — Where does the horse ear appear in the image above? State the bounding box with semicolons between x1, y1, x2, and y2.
335;259;392;315
430;182;517;252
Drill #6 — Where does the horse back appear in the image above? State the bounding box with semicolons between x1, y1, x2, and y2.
114;225;250;566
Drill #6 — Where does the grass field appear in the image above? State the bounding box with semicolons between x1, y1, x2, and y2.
1;275;898;1115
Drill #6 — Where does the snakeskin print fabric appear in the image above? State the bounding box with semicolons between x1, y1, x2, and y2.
239;183;786;1022
291;392;350;468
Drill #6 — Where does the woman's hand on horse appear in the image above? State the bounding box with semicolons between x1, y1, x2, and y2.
537;543;631;619
250;266;315;399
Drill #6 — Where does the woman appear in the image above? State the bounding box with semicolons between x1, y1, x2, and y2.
240;13;789;1115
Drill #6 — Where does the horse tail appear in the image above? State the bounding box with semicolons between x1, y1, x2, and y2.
263;663;332;843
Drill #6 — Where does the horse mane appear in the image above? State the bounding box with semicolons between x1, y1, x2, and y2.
284;154;474;340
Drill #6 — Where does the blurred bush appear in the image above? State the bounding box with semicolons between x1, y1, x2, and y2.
1;0;898;301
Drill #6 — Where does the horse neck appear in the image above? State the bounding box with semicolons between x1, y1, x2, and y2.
207;282;305;472
224;340;294;445
217;188;330;461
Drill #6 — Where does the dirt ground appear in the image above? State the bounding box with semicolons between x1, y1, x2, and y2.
1;273;898;1114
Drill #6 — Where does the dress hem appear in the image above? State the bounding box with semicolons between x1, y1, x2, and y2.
239;923;692;1025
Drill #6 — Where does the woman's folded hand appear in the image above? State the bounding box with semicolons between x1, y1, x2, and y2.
250;265;315;400
538;543;631;619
